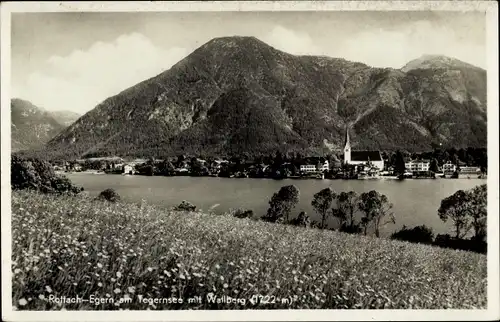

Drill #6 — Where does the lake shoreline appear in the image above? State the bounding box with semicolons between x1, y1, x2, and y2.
59;170;485;181
65;173;486;238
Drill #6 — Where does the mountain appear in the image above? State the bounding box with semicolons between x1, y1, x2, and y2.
45;36;487;159
49;110;81;127
11;99;66;152
401;55;487;110
402;55;484;73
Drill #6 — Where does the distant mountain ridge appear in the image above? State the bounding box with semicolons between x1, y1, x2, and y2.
11;99;65;152
402;54;484;73
11;99;81;152
43;36;486;159
49;110;81;127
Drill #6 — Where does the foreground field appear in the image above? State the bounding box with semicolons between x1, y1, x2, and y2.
11;190;487;310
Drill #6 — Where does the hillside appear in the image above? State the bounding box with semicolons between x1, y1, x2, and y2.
12;190;486;309
49;110;81;127
45;36;487;158
11;99;66;152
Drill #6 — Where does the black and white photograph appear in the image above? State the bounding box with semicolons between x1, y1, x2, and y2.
1;1;499;321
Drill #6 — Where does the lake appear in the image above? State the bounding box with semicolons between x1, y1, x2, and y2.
67;173;486;237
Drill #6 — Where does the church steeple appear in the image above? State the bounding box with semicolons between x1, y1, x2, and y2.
344;126;350;149
343;125;351;164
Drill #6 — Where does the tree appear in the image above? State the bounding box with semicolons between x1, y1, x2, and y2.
311;188;336;229
358;190;395;237
273;151;284;169
176;155;186;167
11;155;83;195
468;184;487;241
158;160;175;176
232;208;254;219
429;158;439;173
263;185;300;223
391;225;434;245
98;188;120;203
190;158;207;176
394;150;406;175
136;163;154;176
438;190;471;239
175;200;196;212
334;191;359;231
289;211;311;228
441;151;450;164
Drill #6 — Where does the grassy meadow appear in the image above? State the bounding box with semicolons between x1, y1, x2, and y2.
11;190;487;310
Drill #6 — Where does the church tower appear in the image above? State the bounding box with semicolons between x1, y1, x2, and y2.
343;126;351;164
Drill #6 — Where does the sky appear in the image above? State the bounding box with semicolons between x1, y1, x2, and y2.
11;11;486;114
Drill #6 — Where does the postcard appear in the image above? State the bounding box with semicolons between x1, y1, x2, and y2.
1;1;498;321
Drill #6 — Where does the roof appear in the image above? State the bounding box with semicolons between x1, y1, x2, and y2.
350;151;383;162
304;157;326;164
87;157;124;162
406;159;430;164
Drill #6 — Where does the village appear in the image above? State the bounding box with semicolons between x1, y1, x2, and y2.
53;129;485;180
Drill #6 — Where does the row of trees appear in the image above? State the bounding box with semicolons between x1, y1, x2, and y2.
438;184;487;241
390;184;487;253
11;155;83;195
255;183;487;253
261;185;395;238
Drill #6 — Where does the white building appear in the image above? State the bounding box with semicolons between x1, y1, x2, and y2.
343;127;384;171
459;166;481;174
300;160;329;173
318;160;329;171
405;160;430;174
300;164;318;173
442;161;457;174
123;164;134;174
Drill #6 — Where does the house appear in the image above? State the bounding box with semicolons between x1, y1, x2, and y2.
318;160;330;172
442;161;457;174
196;158;207;165
130;159;148;166
405;160;430;174
459;166;481;174
209;159;229;172
300;164;318;173
113;163;124;170
343;127;384;170
299;158;329;173
123;164;134;175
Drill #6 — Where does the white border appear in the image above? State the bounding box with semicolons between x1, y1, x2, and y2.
1;1;499;321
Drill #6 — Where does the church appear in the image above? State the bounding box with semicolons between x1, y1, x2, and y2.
343;127;384;170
